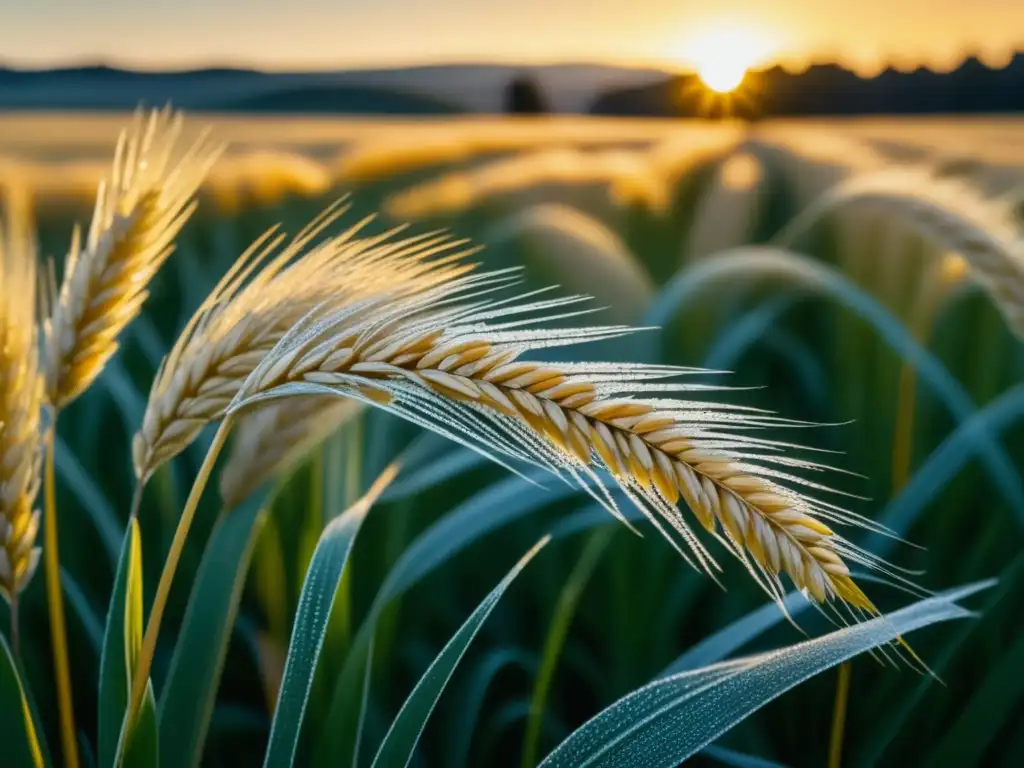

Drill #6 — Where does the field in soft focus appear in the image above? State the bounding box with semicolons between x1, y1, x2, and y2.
3;113;1023;767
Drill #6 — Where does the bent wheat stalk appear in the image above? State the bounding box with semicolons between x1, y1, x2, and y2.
128;209;918;719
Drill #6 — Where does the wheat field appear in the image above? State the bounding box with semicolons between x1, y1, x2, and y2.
1;112;1021;768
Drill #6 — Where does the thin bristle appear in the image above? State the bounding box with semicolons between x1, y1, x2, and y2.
44;107;223;409
0;211;44;601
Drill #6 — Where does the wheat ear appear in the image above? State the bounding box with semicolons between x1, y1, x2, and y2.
219;395;360;508
44;107;222;409
775;166;1024;336
230;231;915;618
0;217;44;611
132;203;478;485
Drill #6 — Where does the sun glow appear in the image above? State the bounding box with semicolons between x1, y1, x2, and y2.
678;24;778;94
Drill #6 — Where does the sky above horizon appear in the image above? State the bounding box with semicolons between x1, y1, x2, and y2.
2;0;1022;75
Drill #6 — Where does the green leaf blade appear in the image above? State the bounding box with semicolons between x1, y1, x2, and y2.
158;493;269;768
540;582;992;768
0;634;46;768
262;466;396;768
371;536;550;768
97;518;142;768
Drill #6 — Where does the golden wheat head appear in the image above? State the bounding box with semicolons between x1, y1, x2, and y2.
44;107;222;410
188;206;920;624
132;203;479;484
0;216;44;601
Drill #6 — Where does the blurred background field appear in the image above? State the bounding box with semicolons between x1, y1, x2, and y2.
3;110;1024;767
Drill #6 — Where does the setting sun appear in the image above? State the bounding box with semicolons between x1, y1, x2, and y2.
678;25;779;93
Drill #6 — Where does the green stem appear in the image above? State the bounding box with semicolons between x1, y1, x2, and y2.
828;661;852;768
128;481;144;522
9;593;19;660
128;415;234;720
44;422;80;768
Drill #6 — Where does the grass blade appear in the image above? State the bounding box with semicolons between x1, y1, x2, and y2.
539;581;992;768
123;683;159;767
448;649;535;768
262;465;397;768
158;492;270;768
315;472;591;765
97;519;141;767
0;633;46;768
522;530;612;767
371;536;550;768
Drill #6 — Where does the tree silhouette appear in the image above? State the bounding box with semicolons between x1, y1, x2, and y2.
504;73;550;114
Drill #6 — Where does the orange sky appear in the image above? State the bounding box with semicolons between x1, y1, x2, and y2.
1;0;1021;75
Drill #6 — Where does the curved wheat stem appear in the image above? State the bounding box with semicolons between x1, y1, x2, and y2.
44;107;222;409
131;203;478;484
775;165;1024;336
219;395;360;508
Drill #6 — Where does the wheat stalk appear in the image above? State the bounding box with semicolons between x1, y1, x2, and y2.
44;107;222;409
228;235;911;617
0;216;43;609
775;165;1024;336
127;208;918;722
219;395;360;508
131;204;478;486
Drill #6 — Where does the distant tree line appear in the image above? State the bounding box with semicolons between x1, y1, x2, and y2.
590;54;1024;118
504;73;550;114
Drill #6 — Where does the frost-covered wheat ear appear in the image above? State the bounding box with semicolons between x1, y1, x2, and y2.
132;203;478;484
0;219;44;602
228;226;917;619
44;107;222;409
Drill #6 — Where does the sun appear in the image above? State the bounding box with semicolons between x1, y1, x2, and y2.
677;25;777;94
699;54;748;93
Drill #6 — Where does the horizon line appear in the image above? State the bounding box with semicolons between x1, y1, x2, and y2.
2;48;1023;79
